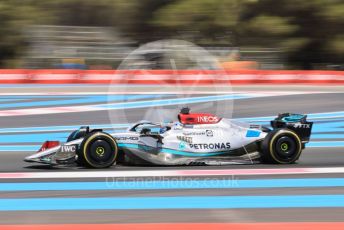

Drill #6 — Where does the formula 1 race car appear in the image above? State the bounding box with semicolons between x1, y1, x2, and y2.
24;108;313;168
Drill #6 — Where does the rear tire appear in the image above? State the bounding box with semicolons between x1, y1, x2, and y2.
78;132;118;168
261;129;302;164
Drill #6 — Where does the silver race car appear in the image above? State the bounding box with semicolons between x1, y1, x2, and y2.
24;108;313;168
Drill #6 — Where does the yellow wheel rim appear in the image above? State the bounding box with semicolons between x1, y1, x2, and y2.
269;130;302;164
281;143;289;151
96;146;105;156
82;133;118;168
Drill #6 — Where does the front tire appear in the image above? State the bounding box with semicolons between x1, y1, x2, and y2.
261;129;302;164
78;132;118;168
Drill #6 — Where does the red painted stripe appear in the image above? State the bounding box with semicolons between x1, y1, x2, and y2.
0;69;343;84
1;223;344;230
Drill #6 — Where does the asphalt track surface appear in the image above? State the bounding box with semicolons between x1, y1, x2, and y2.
1;84;344;225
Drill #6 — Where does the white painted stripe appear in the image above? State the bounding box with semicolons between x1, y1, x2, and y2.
0;91;326;96
226;75;257;80
0;91;319;117
262;74;301;80
0;74;28;80
2;167;344;179
32;74;79;80
1;73;344;82
306;75;344;80
0;106;99;116
127;75;220;80
0;91;235;96
82;74;124;80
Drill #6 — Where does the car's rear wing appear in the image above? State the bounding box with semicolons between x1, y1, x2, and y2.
271;113;313;143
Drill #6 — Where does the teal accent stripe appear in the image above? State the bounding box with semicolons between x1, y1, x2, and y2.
0;140;341;152
118;143;228;157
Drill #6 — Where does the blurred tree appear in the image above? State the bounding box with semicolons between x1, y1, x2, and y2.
0;0;342;68
0;0;52;67
152;0;344;69
38;0;172;42
152;0;250;45
245;0;344;69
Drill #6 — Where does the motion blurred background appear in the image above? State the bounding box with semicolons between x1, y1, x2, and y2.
0;1;344;228
0;0;343;70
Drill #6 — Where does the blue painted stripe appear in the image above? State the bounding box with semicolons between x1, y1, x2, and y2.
306;141;344;148
96;94;251;110
0;129;123;143
0;123;129;133
312;133;344;139
0;145;39;151
0;93;258;122
1;110;344;150
0;95;161;109
1;120;342;138
0;93;256;110
1;178;344;192
0;98;26;102
239;111;344;122
0;132;68;143
1;195;344;210
0;129;126;143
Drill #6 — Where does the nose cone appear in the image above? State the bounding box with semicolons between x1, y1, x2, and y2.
24;154;38;162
